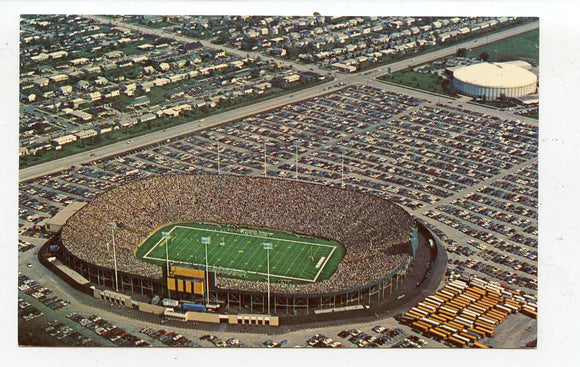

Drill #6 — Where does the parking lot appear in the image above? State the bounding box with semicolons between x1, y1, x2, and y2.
20;83;536;292
18;82;538;348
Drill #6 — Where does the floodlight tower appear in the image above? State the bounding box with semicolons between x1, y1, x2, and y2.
294;140;299;182
263;242;273;314
202;236;211;305
161;231;171;297
107;222;119;291
217;138;221;175
340;148;345;189
263;139;267;177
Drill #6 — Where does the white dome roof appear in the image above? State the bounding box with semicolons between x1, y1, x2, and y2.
453;62;537;88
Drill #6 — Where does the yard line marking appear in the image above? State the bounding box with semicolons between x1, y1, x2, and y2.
143;225;178;259
313;245;337;282
173;225;335;249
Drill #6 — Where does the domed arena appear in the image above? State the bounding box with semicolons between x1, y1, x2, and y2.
452;62;537;100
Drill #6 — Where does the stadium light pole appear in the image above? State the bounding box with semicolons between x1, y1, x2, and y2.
341;150;345;189
162;231;171;298
217;138;221;175
263;243;273;315
107;222;119;292
295;142;299;182
263;139;267;177
202;236;211;306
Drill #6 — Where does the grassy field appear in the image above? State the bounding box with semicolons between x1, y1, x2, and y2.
466;29;539;65
387;71;447;94
136;222;345;284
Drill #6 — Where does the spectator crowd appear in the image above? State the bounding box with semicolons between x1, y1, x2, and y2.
61;173;415;294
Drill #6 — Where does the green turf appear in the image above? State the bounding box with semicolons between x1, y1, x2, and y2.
135;222;345;284
388;71;446;94
466;29;539;65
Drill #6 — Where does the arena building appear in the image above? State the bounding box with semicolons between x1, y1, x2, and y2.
52;174;441;316
452;62;537;100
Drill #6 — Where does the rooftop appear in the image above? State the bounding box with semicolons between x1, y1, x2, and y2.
453;62;537;88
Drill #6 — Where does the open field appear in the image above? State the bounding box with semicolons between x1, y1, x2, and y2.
465;29;539;64
384;72;448;95
136;222;345;283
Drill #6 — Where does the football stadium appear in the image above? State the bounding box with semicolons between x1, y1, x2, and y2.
54;174;439;317
137;222;345;283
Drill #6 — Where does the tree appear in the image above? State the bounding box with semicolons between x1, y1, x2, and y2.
242;37;258;50
499;93;509;106
456;48;467;57
271;76;284;88
479;51;490;61
213;32;230;45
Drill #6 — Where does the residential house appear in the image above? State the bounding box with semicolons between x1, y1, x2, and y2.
59;85;73;95
49;50;68;59
130;96;150;107
94;76;108;86
74;129;98;139
52;134;78;146
50;74;69;83
65;109;93;121
33;78;50;88
88;91;102;102
76;80;90;91
137;113;156;123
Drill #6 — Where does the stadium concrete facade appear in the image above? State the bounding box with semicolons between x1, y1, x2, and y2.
452;62;537;100
54;174;443;316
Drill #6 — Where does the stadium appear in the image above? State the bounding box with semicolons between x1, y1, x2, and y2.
54;174;439;317
452;62;537;100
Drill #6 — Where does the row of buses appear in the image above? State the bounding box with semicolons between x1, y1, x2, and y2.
398;277;536;348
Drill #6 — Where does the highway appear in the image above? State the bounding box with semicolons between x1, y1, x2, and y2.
19;19;538;182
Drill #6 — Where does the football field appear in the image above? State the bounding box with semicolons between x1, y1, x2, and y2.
135;223;345;283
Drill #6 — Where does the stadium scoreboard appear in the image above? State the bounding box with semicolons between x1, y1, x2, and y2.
167;265;209;295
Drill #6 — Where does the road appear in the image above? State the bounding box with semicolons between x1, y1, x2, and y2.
19;19;538;182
